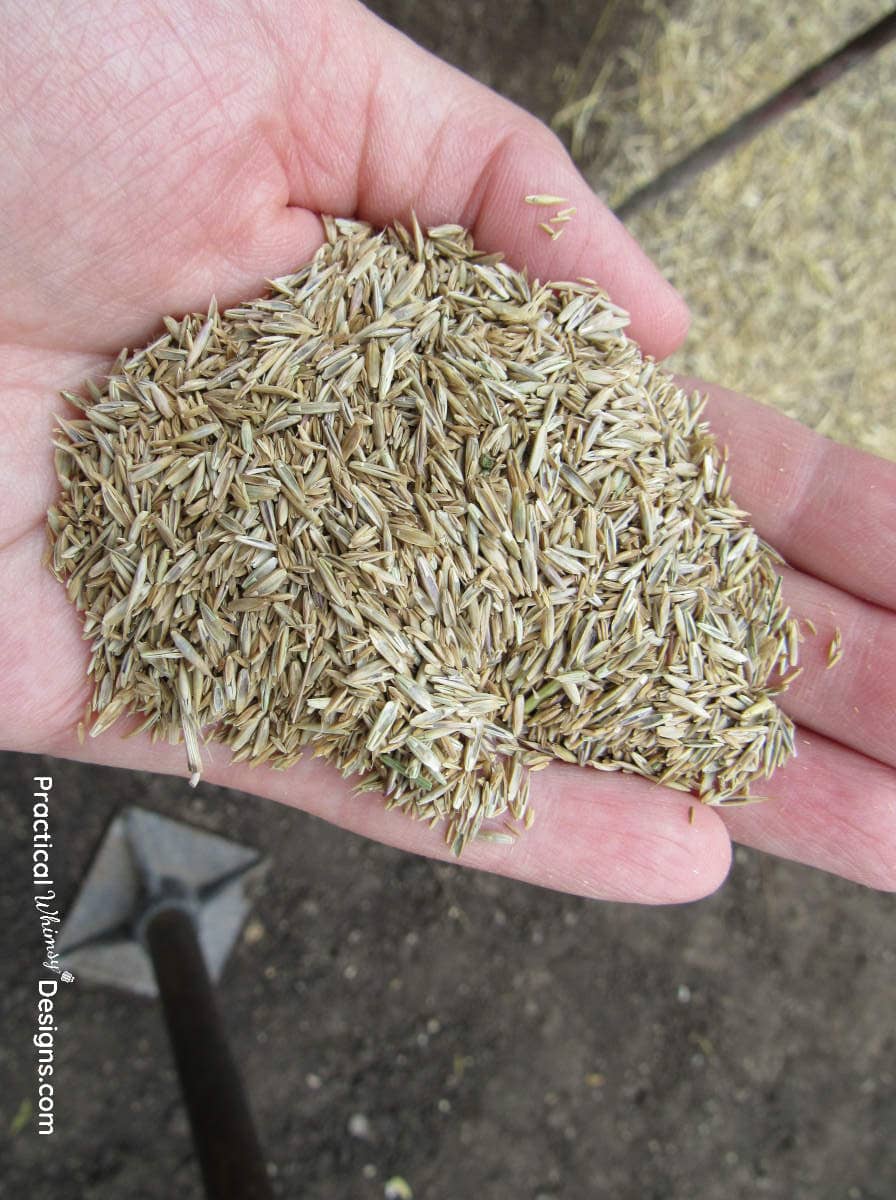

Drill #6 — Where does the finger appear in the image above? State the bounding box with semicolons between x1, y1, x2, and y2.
43;721;732;904
232;756;732;906
775;567;896;770
275;0;689;358
720;730;896;892
688;378;896;610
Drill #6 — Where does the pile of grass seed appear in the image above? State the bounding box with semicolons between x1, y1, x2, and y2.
48;217;799;852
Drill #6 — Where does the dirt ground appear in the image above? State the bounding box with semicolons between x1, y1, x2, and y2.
2;3;894;1199
4;751;895;1200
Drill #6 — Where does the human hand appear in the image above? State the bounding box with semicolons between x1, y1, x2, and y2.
1;0;893;902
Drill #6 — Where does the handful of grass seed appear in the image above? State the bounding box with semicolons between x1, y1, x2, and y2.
48;216;799;852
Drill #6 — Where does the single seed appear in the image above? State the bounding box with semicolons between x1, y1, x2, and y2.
826;626;843;670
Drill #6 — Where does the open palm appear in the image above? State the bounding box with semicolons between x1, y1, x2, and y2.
2;0;893;901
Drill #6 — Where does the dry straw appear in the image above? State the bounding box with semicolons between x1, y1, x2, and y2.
48;217;799;852
551;2;896;460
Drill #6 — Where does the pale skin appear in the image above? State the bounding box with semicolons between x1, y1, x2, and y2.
1;0;894;902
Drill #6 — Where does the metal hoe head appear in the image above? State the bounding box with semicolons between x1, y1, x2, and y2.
57;805;266;997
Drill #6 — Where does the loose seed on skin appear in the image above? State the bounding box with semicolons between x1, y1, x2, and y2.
827;626;843;670
525;194;568;206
